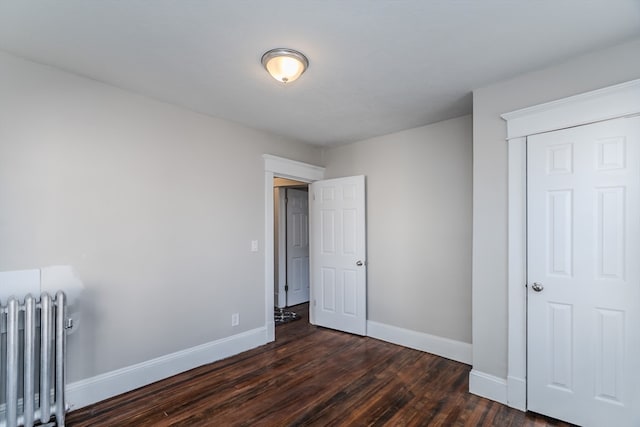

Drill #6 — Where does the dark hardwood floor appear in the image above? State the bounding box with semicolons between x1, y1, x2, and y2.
67;304;574;426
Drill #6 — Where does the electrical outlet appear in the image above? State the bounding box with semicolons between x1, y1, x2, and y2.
231;313;240;326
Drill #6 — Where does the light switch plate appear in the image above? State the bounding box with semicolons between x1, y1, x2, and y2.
250;240;258;252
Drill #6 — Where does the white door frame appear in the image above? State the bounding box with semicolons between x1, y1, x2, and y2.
263;155;325;341
502;79;640;410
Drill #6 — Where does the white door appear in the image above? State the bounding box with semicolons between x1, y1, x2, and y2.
286;188;310;306
527;117;640;427
310;175;366;335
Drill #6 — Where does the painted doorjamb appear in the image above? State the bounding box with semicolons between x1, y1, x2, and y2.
263;155;325;342
502;79;640;411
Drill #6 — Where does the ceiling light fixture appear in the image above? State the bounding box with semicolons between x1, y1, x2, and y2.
261;48;309;84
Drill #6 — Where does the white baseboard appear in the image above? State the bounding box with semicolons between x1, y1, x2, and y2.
266;320;275;342
507;375;526;410
366;320;472;365
468;369;508;405
66;326;267;410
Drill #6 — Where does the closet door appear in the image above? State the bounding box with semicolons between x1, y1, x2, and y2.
527;117;640;426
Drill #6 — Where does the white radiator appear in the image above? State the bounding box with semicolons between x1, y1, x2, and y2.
1;292;67;427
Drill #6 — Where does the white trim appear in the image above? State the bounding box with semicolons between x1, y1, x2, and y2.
507;136;527;411
367;320;472;365
502;79;640;412
502;79;640;139
66;326;267;410
265;168;276;341
469;370;508;405
263;155;325;340
263;154;325;181
507;375;527;411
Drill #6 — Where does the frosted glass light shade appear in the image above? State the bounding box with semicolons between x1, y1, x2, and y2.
261;48;309;84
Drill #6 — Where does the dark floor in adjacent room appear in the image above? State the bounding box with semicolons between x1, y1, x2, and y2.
67;304;574;426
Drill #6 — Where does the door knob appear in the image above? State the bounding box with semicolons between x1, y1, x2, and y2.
356;260;364;266
531;282;544;292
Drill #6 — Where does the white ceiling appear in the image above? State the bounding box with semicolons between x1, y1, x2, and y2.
1;1;639;146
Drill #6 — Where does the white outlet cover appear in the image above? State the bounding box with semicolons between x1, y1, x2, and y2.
250;240;258;252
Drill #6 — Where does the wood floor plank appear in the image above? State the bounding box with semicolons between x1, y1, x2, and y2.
67;304;575;426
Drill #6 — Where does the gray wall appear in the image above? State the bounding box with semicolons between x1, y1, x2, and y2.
6;34;638;398
0;51;322;382
322;116;473;343
472;38;640;378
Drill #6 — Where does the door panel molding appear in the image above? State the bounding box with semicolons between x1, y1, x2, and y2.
501;79;640;412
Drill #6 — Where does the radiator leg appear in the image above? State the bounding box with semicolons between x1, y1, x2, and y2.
55;291;67;427
40;293;52;424
7;298;19;427
24;295;36;427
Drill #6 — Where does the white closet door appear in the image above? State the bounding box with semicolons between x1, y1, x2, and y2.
527;117;640;426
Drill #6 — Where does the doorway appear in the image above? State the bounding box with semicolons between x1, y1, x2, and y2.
273;178;310;309
263;155;325;342
273;175;368;337
263;155;369;341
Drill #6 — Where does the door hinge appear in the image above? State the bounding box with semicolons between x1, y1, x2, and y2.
284;284;289;292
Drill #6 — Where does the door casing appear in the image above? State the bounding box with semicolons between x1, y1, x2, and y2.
263;155;325;341
501;79;640;411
